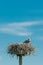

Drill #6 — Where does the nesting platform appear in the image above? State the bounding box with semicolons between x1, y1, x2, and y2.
8;43;34;56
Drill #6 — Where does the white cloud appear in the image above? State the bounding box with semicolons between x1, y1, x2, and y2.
17;32;32;36
8;21;42;27
0;27;32;36
0;21;43;36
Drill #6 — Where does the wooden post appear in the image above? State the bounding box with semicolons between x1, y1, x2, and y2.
19;56;22;65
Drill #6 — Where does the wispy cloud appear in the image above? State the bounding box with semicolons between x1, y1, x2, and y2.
8;21;43;27
0;27;31;36
0;21;43;36
16;32;32;36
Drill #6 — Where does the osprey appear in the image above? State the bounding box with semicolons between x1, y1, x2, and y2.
23;39;30;43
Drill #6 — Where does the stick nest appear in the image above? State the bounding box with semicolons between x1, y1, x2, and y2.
8;42;34;56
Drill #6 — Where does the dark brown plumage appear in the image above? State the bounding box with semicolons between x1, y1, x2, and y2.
23;39;30;43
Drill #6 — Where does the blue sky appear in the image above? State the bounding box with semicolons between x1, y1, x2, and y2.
0;0;43;65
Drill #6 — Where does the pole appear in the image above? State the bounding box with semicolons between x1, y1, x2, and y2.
19;55;22;65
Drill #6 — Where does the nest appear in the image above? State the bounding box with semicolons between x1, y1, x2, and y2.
8;43;34;56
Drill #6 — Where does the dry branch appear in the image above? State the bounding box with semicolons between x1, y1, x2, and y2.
8;42;34;56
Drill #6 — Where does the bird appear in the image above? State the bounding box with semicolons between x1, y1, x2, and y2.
23;39;30;43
